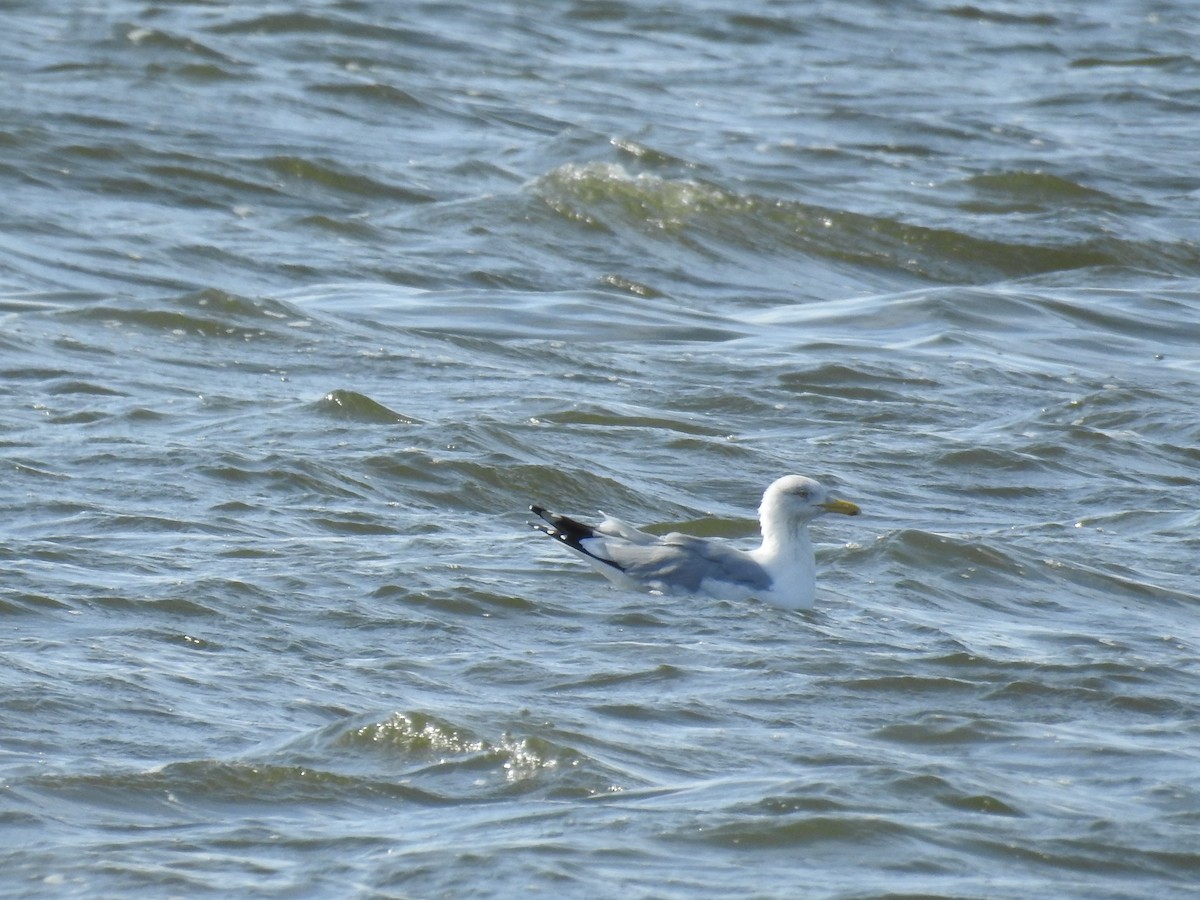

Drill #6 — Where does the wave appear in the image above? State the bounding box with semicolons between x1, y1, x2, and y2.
533;162;1200;283
315;389;421;425
20;708;633;814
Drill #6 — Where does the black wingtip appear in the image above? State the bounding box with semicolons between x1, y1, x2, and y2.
527;504;596;547
528;504;555;536
526;504;626;575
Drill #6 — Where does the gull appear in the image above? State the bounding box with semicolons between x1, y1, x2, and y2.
529;475;860;610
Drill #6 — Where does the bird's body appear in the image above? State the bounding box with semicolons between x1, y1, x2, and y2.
530;475;860;610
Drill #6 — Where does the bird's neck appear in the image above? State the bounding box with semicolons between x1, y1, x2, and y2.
755;515;817;609
757;511;814;564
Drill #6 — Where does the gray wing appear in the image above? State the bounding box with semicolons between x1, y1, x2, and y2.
594;513;659;545
602;533;771;593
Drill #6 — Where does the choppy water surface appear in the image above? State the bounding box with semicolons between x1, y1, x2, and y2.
3;2;1200;897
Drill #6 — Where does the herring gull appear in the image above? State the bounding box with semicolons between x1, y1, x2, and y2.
530;475;860;610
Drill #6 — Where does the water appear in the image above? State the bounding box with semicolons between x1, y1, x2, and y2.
2;2;1199;897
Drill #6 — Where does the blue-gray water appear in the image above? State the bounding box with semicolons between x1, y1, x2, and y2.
3;2;1199;897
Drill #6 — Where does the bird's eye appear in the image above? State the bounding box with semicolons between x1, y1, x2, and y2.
792;488;809;500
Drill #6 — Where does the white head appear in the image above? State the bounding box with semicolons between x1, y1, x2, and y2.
752;476;860;605
759;475;860;530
